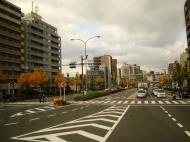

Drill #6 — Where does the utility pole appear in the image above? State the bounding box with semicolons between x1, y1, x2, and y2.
81;56;84;93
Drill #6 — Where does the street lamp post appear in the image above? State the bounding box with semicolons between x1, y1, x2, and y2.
71;36;100;95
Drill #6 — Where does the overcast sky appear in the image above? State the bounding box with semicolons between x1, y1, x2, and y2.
9;0;187;76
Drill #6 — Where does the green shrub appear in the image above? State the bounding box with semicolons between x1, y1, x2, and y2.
74;91;110;101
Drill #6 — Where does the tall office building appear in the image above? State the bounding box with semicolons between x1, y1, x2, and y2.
184;0;190;68
22;11;61;87
0;1;22;93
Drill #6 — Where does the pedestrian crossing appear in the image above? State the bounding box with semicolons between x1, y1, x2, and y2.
69;100;190;105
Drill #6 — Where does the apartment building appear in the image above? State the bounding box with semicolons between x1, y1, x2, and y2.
0;1;22;94
22;11;61;87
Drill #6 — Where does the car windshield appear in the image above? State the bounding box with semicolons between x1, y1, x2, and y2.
157;90;164;93
138;90;145;93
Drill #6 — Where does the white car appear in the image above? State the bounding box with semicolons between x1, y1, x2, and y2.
153;88;159;96
156;89;166;98
137;90;146;98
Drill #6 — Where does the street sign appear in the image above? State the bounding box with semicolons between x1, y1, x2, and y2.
69;62;76;68
58;82;66;88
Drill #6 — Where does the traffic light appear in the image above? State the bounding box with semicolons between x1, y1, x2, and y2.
69;62;76;68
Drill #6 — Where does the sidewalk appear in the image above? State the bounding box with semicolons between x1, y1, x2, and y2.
0;93;81;105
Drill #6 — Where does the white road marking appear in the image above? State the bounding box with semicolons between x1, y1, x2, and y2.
187;101;190;104
172;101;179;104
35;108;46;111
179;101;187;104
137;101;142;104
168;114;172;117
110;101;116;104
151;101;156;104
11;105;130;142
62;111;68;114
185;131;190;138
177;123;183;128
158;101;163;104
130;101;135;104
144;101;148;104
48;114;56;118
26;110;36;114
172;118;177;122
72;109;77;111
165;101;171;104
29;118;40;122
86;114;120;118
165;111;168;113
5;122;18;126
104;101;110;104
123;101;128;104
117;101;122;104
102;105;130;142
10;112;24;118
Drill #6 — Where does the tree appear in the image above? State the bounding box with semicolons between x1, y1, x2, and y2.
30;68;49;91
160;75;169;86
54;72;65;86
75;73;81;92
0;70;6;82
172;62;186;88
17;72;32;87
95;76;104;89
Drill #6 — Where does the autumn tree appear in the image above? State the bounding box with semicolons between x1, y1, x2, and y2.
17;72;32;87
95;76;104;88
30;68;49;92
160;75;169;86
75;73;81;92
54;72;65;86
0;70;6;82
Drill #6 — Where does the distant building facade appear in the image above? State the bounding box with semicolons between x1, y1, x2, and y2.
180;52;188;67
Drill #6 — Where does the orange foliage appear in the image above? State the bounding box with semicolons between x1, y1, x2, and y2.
30;68;49;86
95;76;104;85
17;72;32;87
54;72;65;86
75;73;81;86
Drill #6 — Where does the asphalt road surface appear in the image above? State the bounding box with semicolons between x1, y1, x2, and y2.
0;89;190;142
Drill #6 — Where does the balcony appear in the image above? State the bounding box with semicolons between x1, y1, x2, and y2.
0;30;20;40
0;38;20;48
0;56;21;63
0;12;21;25
0;21;20;32
0;48;21;56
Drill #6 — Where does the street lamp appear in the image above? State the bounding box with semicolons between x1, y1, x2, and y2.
71;36;100;95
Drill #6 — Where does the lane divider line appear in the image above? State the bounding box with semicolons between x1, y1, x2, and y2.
29;118;40;122
172;118;177;122
47;114;56;118
5;122;18;126
185;131;190;138
177;123;183;128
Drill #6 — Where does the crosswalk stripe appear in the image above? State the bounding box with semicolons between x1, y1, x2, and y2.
104;101;110;104
179;101;187;104
110;101;116;104
117;101;122;104
165;101;171;104
172;101;179;104
137;101;142;104
158;101;163;104
151;101;156;104
130;101;135;104
144;101;148;104
123;101;128;104
187;101;190;104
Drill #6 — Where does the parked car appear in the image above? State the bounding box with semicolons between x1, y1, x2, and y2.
156;89;166;98
137;90;147;98
181;88;190;98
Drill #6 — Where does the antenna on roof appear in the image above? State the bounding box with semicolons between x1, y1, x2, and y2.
32;1;34;12
35;6;39;14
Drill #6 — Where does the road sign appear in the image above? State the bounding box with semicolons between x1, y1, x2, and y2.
58;82;66;88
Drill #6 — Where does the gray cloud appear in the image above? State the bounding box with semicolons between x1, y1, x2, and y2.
9;0;187;76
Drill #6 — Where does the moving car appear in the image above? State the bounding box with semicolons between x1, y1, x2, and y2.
156;89;166;98
137;89;146;98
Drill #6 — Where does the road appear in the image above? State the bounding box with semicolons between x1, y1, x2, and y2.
0;89;190;142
